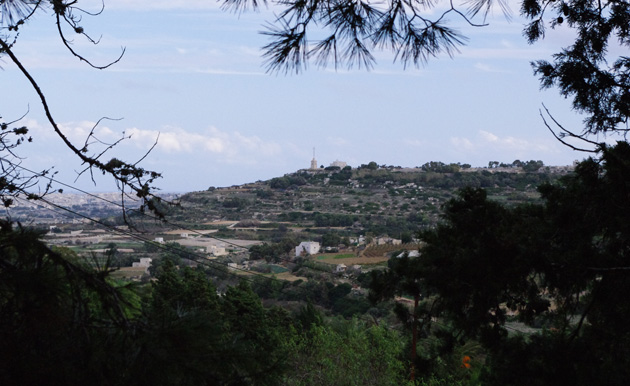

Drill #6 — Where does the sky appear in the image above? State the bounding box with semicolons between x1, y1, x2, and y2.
1;0;615;193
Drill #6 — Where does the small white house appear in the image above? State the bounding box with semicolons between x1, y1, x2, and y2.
209;245;227;256
132;258;153;268
335;264;347;273
330;160;347;168
396;250;421;258
154;237;164;244
295;241;321;257
375;237;402;246
132;258;152;274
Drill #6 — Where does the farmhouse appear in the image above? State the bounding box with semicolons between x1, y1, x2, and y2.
295;241;321;257
131;258;153;273
375;236;402;246
208;245;227;257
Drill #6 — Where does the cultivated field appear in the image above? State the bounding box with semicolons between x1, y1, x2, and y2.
315;253;389;265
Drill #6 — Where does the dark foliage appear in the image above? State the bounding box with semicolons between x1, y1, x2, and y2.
371;142;630;385
525;0;630;135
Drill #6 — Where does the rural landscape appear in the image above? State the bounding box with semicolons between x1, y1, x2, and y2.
3;0;630;385
7;160;597;385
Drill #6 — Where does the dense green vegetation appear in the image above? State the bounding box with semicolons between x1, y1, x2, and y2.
370;143;630;385
0;226;413;385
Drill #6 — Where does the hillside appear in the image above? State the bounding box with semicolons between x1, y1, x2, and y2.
154;164;571;241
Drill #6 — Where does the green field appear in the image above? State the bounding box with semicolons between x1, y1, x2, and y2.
317;253;355;260
81;242;144;250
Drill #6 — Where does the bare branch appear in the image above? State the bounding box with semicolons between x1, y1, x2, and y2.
81;116;123;152
71;0;106;17
54;11;125;69
539;105;599;153
0;37;163;217
133;132;160;167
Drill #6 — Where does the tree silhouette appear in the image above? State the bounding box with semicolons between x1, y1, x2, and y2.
371;143;630;384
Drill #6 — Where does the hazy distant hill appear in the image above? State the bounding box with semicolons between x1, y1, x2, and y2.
159;163;571;239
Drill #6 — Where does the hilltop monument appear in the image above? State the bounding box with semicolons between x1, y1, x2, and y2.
310;148;318;170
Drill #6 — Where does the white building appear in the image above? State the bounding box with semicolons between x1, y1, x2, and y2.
396;250;421;258
132;258;152;272
375;237;402;246
295;241;321;257
209;245;227;256
330;160;347;168
132;258;152;267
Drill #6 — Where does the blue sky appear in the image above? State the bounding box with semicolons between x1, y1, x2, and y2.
1;0;612;193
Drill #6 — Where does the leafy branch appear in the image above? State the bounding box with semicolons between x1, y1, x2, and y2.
222;0;510;73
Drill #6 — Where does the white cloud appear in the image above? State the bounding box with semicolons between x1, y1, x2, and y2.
450;137;474;150
21;118;283;166
21;119;46;134
479;130;547;152
124;125;282;165
479;130;499;142
40;120;123;144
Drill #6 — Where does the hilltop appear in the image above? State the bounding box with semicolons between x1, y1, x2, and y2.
155;161;572;241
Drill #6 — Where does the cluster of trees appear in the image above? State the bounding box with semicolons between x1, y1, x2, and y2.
249;269;376;319
222;197;250;210
405;170;556;191
277;211;309;222
249;236;297;262
364;0;630;379
0;223;411;385
371;143;630;384
284;316;408;386
313;212;358;227
420;161;462;173
327;167;353;183
359;161;380;170
274;161;557;193
315;212;419;238
269;175;308;189
278;210;423;238
320;231;346;247
487;159;545;172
